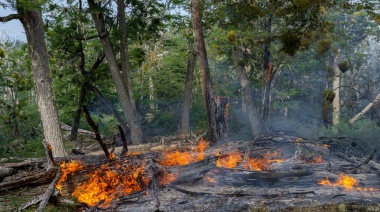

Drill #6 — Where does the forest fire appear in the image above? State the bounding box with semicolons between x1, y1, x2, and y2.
71;162;149;207
216;151;242;168
244;151;284;171
318;174;359;190
55;160;85;194
55;158;150;208
158;139;208;166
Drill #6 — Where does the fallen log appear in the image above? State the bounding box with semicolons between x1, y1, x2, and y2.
167;156;217;184
0;167;58;192
61;122;106;140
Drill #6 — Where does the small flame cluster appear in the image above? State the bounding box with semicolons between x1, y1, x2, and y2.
158;139;208;166
318;174;376;191
216;150;284;171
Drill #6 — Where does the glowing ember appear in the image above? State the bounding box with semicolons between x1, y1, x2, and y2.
311;155;323;164
72;163;149;207
216;151;242;168
318;174;358;190
159;139;208;166
56;160;85;194
158;172;177;185
244;151;283;171
204;176;216;183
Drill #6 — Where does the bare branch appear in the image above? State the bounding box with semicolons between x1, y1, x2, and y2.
0;14;19;22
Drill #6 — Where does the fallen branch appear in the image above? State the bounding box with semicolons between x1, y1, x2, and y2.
61;122;106;140
17;170;60;211
36;171;61;211
341;149;377;170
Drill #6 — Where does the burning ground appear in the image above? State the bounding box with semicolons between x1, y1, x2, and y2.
1;134;380;211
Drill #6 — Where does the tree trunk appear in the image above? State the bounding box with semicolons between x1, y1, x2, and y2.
261;15;273;123
332;51;341;126
69;84;87;144
117;0;142;144
232;47;262;138
190;0;218;144
88;0;142;144
18;1;67;158
180;48;197;135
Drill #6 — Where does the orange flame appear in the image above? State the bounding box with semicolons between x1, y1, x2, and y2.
318;174;358;190
159;139;208;166
216;151;242;168
71;162;149;207
243;151;283;171
56;160;85;194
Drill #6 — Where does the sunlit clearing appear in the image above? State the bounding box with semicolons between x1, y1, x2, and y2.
56;160;85;194
216;151;242;168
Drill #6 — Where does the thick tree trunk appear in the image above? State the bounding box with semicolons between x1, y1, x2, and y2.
190;0;218;144
180;48;196;135
18;1;67;158
232;47;262;138
88;0;142;144
332;52;341;126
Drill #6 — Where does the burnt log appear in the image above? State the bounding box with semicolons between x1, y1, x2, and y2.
0;167;58;192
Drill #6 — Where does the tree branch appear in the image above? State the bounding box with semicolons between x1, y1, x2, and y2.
0;14;20;22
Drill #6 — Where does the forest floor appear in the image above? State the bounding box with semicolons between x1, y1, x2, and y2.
1;132;380;211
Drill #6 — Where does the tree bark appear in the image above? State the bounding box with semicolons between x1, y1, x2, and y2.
17;0;67;158
232;47;262;138
87;0;142;144
332;51;341;126
190;0;218;144
70;84;87;144
261;15;273;123
180;47;197;135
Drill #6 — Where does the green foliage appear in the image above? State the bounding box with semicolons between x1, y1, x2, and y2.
316;39;332;54
338;60;350;73
323;89;335;102
293;0;313;10
226;30;237;44
280;30;301;56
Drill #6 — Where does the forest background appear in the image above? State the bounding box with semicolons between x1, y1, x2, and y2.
0;0;380;160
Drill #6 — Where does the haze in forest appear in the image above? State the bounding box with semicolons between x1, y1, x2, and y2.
1;0;380;159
